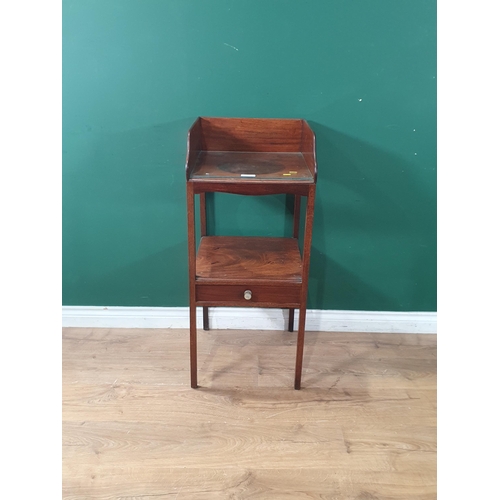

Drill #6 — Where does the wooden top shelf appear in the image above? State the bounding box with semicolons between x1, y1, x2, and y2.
191;151;314;181
186;117;317;184
196;236;303;285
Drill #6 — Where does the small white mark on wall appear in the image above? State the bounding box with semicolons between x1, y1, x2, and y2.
358;98;363;102
224;43;239;51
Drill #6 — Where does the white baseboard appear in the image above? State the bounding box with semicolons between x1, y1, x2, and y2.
62;306;436;334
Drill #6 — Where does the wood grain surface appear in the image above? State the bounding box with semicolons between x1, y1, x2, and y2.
63;328;436;499
185;117;317;184
196;284;301;308
198;117;303;153
191;151;313;180
196;236;303;284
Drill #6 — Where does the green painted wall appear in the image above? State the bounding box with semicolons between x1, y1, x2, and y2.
63;0;436;311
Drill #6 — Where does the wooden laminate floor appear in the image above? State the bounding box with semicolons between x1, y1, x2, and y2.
62;327;437;499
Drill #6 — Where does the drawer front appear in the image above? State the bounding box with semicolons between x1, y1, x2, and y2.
196;284;301;307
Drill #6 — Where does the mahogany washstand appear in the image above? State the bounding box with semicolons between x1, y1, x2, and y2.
185;117;317;389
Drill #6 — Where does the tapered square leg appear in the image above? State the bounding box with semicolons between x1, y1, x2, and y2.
294;186;315;390
294;306;307;390
288;308;295;332
189;303;197;388
203;306;209;330
187;183;198;388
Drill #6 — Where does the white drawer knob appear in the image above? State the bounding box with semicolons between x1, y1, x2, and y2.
243;290;252;300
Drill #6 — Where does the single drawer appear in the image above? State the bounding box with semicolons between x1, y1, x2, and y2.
195;284;301;307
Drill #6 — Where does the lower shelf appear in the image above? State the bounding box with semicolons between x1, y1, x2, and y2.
195;236;303;307
196;236;303;284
